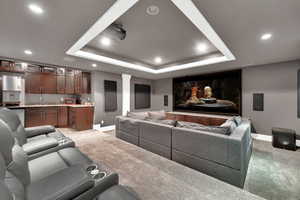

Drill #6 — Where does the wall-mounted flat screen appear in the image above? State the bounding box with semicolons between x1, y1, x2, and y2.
173;70;242;115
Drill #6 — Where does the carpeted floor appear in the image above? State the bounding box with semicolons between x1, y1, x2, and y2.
60;128;300;200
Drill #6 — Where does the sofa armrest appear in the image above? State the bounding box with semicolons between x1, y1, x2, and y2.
27;165;94;200
25;125;56;138
23;137;59;155
227;120;252;172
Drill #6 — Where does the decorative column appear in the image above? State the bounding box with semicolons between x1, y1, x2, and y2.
122;74;131;116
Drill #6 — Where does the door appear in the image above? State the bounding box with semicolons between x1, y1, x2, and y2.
41;74;57;94
65;75;74;94
58;107;68;127
25;108;43;127
57;75;65;94
74;70;82;94
44;108;58;126
82;72;91;94
25;73;41;94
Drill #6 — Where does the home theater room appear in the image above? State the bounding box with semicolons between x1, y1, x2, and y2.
0;0;299;200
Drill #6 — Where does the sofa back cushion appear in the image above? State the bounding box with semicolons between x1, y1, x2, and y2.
176;121;231;135
146;119;176;126
148;110;166;120
127;112;149;120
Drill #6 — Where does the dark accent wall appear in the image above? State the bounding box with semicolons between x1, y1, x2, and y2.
134;84;151;109
104;80;117;112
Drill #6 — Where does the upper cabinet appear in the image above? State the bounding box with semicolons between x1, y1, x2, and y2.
82;72;91;94
25;66;57;94
74;70;82;94
0;60;26;73
65;69;75;94
21;64;91;95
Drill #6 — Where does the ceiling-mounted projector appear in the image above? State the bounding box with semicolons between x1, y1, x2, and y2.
108;22;126;40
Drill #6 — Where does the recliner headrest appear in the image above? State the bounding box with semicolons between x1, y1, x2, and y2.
0;119;15;165
0;108;21;132
0;108;27;145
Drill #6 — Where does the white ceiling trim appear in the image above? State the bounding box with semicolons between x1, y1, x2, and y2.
66;0;235;74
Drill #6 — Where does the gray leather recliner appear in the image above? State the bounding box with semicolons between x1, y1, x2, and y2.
0;118;121;200
0;108;75;159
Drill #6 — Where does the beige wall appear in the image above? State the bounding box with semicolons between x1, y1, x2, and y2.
242;60;300;135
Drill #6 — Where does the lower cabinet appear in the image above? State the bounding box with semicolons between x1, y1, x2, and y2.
25;107;58;127
58;107;68;127
25;106;94;130
69;107;94;131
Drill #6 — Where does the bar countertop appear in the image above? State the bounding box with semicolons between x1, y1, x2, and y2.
6;104;94;109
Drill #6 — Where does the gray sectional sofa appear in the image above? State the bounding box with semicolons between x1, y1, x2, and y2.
115;111;252;188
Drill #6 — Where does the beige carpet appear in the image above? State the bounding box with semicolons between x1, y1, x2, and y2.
59;128;264;200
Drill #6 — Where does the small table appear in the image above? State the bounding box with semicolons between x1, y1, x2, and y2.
272;127;296;151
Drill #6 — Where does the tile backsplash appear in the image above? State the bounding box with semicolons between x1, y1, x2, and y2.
25;94;75;104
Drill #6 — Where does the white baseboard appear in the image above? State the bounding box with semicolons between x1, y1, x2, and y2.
93;124;115;131
251;133;300;147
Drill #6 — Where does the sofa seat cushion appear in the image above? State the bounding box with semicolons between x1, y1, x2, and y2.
28;147;92;182
148;110;166;120
177;121;231;135
27;165;94;200
22;138;58;155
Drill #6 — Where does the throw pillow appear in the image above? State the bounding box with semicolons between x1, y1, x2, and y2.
127;111;149;120
221;119;237;134
148;110;166;120
233;116;242;126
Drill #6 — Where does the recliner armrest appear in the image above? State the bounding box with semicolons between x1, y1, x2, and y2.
23;137;59;155
25;125;56;138
27;165;94;200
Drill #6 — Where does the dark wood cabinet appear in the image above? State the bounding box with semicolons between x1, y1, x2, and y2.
65;74;75;94
25;107;58;127
24;66;90;94
25;73;57;94
57;75;65;94
74;70;83;94
58;107;68;127
25;73;42;94
44;107;58;126
69;106;94;131
41;73;57;94
82;72;91;94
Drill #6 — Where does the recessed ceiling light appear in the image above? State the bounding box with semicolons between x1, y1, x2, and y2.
146;5;160;16
24;50;33;55
100;37;111;46
28;4;44;15
92;63;97;67
261;33;272;40
154;57;162;64
196;43;208;52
